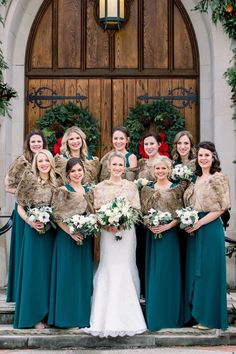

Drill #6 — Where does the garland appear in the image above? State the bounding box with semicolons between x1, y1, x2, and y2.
124;100;185;158
0;0;17;116
194;1;236;40
37;102;100;155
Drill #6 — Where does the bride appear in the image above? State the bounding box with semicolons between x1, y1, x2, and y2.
83;152;147;337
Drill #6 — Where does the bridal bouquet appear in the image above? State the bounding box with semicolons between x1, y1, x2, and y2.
63;214;99;245
176;207;199;235
143;208;172;239
26;205;55;234
134;178;151;190
171;164;193;182
96;196;140;241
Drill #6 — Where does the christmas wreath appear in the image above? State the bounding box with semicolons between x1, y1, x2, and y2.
37;102;100;155
124;100;185;158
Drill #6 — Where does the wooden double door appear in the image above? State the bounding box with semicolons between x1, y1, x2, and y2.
26;0;199;156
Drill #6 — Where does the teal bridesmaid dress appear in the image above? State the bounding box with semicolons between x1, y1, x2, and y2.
7;203;25;302
13;224;55;328
184;212;228;330
48;184;93;328
145;226;182;331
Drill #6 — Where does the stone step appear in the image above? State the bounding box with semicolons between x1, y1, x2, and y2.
0;325;236;349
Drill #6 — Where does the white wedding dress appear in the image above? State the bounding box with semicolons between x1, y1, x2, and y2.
83;179;147;338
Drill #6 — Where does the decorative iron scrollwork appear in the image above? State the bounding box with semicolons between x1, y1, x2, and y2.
137;87;198;109
27;87;87;109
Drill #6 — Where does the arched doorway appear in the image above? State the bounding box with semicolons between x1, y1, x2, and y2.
25;0;199;156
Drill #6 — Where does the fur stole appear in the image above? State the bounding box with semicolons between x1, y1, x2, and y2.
54;154;100;184
141;184;185;217
16;170;54;207
184;172;230;211
137;159;156;182
52;188;93;221
6;155;31;189
93;179;141;210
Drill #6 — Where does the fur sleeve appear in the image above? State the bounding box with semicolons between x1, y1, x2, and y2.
6;155;31;189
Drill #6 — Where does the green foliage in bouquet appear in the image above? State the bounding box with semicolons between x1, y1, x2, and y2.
37;102;100;154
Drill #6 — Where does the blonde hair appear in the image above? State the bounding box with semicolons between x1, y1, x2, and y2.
32;149;57;187
60;126;88;160
172;130;196;161
108;151;125;165
154;156;173;178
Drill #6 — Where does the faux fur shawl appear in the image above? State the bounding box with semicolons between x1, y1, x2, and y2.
184;172;230;212
16;170;54;207
141;184;185;217
6;155;31;189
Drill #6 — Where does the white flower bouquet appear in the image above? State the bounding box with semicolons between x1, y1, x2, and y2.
63;214;99;245
171;164;194;182
143;208;173;239
26;205;55;234
134;178;151;190
176;207;199;235
96;196;140;241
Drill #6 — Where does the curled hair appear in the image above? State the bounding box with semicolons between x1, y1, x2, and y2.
112;126;130;138
195;141;221;176
142;132;162;144
23;130;47;163
32;149;57;187
107;151;125;165
171;130;196;162
154;156;173;179
66;157;85;175
60;126;88;160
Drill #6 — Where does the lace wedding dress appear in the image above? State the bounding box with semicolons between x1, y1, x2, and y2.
83;180;147;337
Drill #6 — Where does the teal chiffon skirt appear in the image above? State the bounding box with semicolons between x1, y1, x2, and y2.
7;203;25;302
145;227;182;331
48;228;93;328
13;224;55;328
184;213;228;330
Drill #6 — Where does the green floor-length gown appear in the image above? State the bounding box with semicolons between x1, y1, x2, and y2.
184;212;228;330
13;224;55;328
48;184;93;328
7;203;25;302
145;227;182;331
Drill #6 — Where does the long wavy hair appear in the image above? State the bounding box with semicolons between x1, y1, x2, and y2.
23;130;47;163
60;126;88;160
32;149;57;187
171;130;196;162
195;141;221;176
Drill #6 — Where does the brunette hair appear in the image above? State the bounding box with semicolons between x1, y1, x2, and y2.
112;126;130;138
66;157;85;175
195;141;221;176
60;126;88;160
142;132;162;144
154;156;172;178
32;149;57;187
23;130;47;163
171;130;196;161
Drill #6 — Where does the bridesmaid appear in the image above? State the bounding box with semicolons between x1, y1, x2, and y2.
54;126;99;184
48;157;93;328
136;132;162;295
171;130;196;292
5;130;47;302
183;141;230;330
14;150;57;329
172;130;196;170
141;156;185;330
99;126;137;181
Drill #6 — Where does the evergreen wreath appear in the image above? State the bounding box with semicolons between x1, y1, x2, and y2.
37;102;100;155
124;100;185;158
